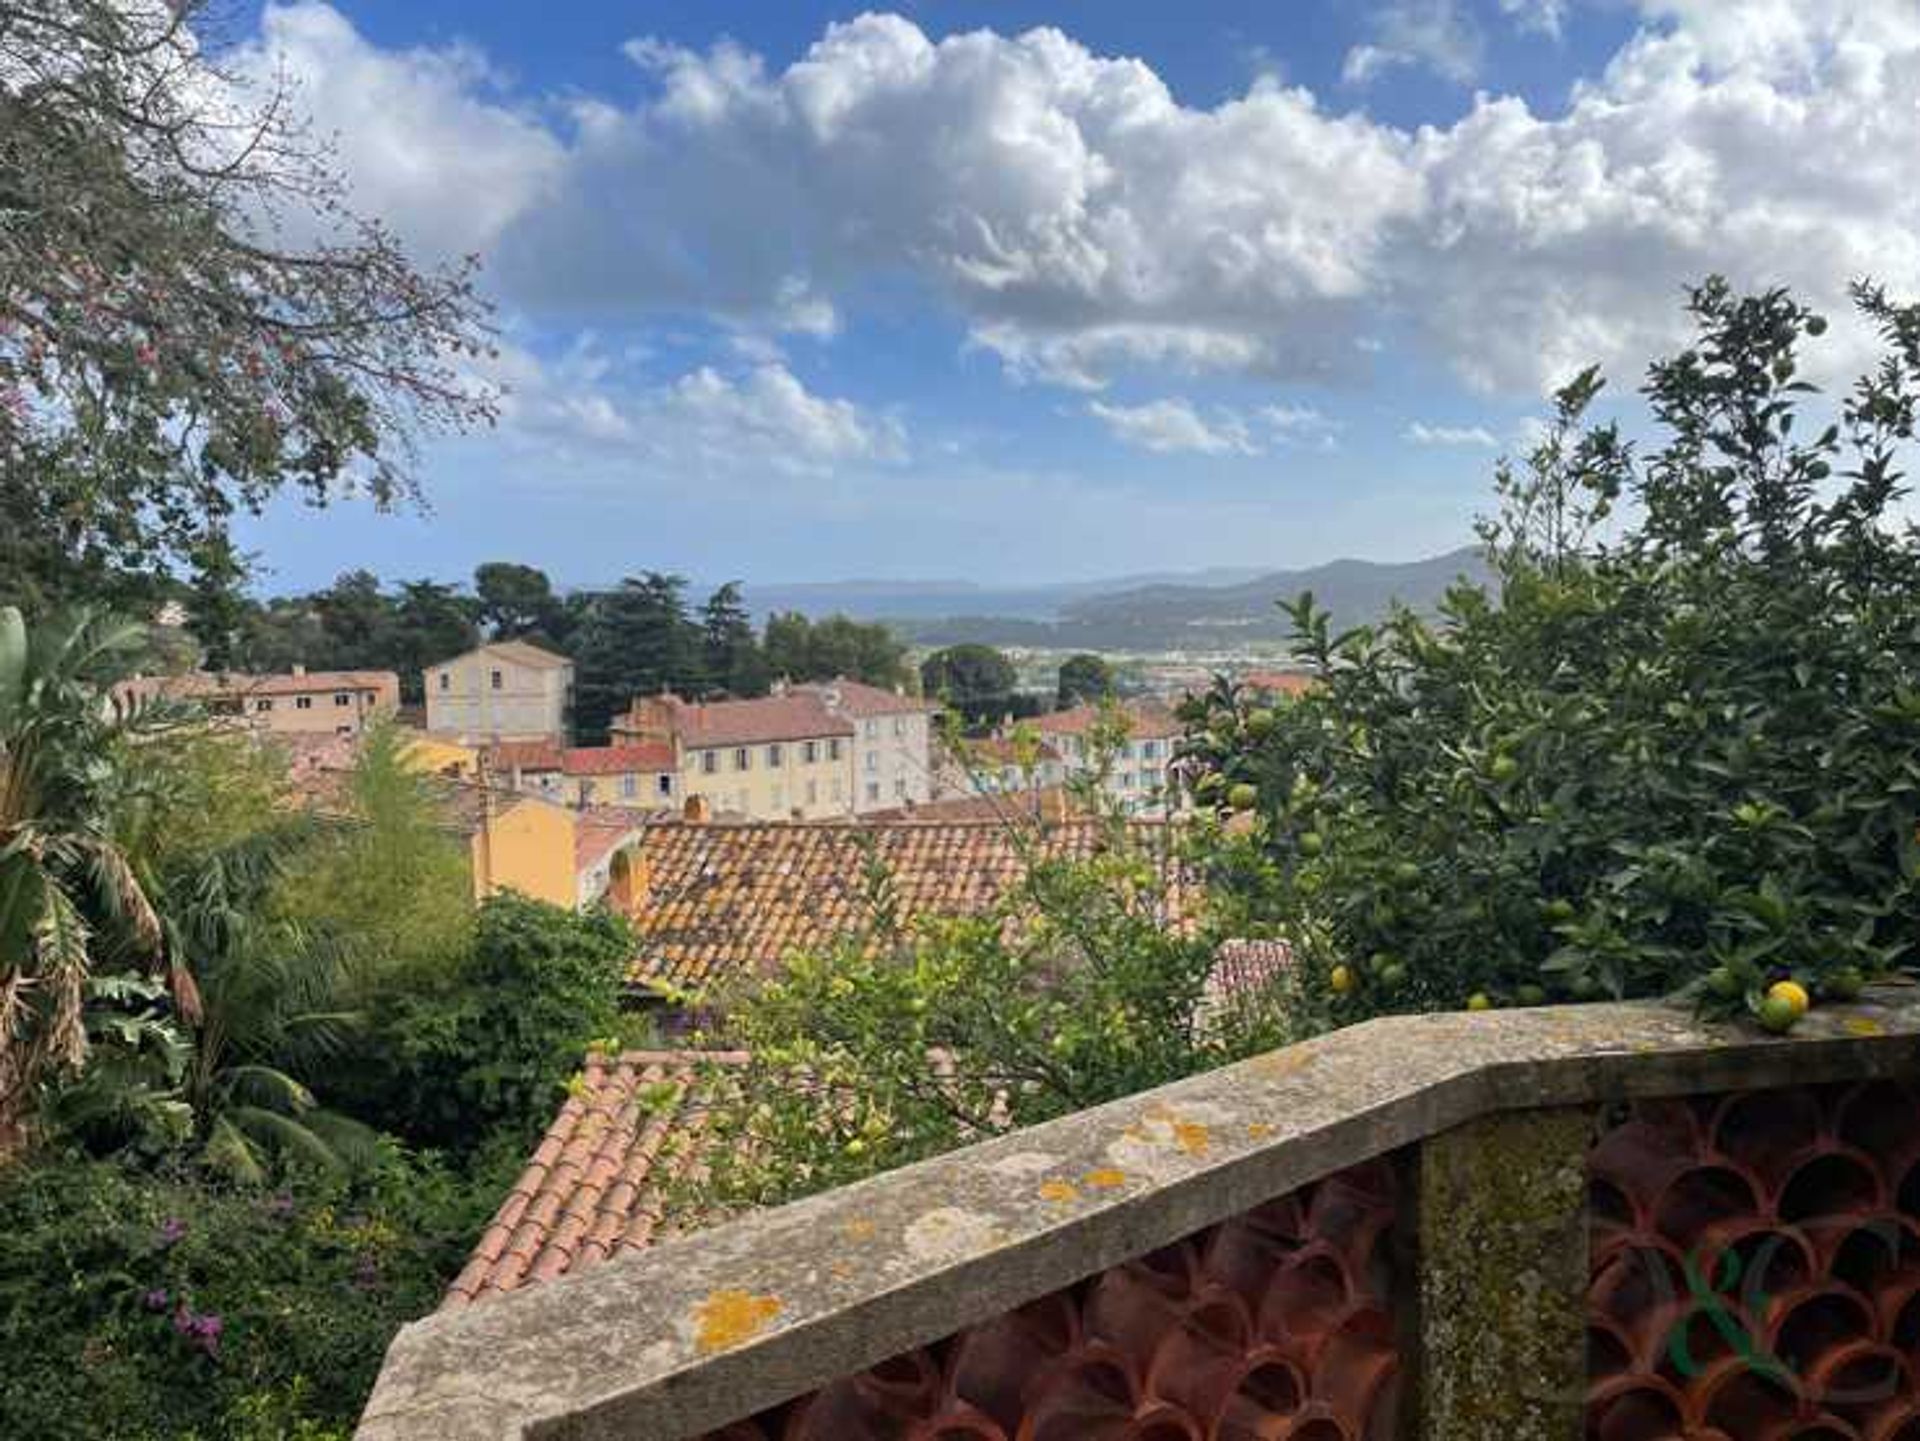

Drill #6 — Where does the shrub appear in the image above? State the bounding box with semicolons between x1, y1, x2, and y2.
346;892;634;1153
0;1145;492;1440
1183;279;1920;1028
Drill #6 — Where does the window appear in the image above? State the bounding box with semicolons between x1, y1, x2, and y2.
766;743;783;767
701;750;719;775
865;750;878;773
894;777;908;799
581;780;597;804
622;775;638;798
829;738;843;761
864;719;878;739
1119;771;1136;790
254;698;273;713
866;781;880;803
437;673;449;692
657;774;674;797
334;692;351;706
294;696;312;710
490;669;503;690
1141;739;1161;760
893;716;906;737
802;740;818;764
734;748;750;772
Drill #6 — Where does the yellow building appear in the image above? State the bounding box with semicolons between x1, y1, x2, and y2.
119;666;400;737
612;692;854;820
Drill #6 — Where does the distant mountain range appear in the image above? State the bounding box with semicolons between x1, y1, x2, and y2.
722;546;1492;652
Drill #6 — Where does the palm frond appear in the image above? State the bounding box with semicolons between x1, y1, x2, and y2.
221;1105;347;1175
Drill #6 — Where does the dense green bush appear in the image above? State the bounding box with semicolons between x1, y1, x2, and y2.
1184;280;1920;1030
342;892;634;1153
0;1146;494;1440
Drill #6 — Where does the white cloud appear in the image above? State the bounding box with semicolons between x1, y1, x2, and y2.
1263;403;1343;450
247;4;1920;402
1343;1;1485;86
1498;0;1570;40
1406;421;1500;447
1089;399;1258;455
663;364;904;466
238;3;564;263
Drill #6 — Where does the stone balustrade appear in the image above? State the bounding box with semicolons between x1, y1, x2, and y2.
357;987;1920;1441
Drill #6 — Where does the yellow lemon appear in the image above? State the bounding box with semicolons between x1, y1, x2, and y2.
1767;980;1810;1019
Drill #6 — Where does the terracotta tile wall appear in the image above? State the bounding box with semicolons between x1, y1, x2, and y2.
696;1159;1404;1441
1588;1081;1920;1440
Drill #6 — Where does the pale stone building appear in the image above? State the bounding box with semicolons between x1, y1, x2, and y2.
424;640;573;744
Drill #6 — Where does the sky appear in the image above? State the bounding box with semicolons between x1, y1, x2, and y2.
219;0;1920;593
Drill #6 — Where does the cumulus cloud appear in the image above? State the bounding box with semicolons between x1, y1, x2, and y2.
247;3;1920;402
1406;421;1500;447
663;364;904;466
1343;1;1485;86
1089;399;1258;455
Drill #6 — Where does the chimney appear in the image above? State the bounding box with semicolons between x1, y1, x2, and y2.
1038;788;1067;825
770;678;789;697
291;663;306;677
683;793;711;824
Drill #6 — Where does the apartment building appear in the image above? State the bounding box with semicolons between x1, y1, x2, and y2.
796;678;939;813
1033;698;1184;813
118;666;399;736
612;692;855;820
424;640;573;744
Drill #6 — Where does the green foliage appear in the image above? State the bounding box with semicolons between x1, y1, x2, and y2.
0;1146;494;1441
0;1;493;629
352;892;633;1153
1057;652;1116;706
696;818;1257;1209
1185;279;1920;1027
473;562;568;647
921;643;1021;726
763;610;910;690
570;572;706;739
700;581;772;698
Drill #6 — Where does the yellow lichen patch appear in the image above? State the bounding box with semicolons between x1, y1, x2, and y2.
1844;1017;1887;1037
842;1219;876;1242
1172;1120;1212;1156
1250;1049;1318;1080
1246;1122;1276;1140
693;1290;782;1354
1083;1168;1129;1189
1038;1179;1079;1203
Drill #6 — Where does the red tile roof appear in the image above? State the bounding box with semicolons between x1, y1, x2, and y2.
626;817;1184;992
1240;669;1318;698
120;668;397;701
562;742;677;776
1032;698;1182;740
864;787;1083;824
574;815;641;877
633;693;855;748
430;639;571;673
489;740;564;773
442;1050;749;1308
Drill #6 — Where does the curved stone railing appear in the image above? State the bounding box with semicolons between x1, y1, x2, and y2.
357;989;1920;1441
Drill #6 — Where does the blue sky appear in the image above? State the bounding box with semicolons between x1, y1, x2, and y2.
222;1;1920;593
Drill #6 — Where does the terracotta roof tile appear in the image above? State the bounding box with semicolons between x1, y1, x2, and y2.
429;640;571;673
561;742;676;776
795;677;940;718
489;740;563;773
626;817;1185;992
623;693;856;748
442;1049;750;1309
1033;698;1182;740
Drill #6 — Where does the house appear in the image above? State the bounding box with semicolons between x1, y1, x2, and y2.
424;640;573;745
794;678;940;813
1032;699;1185;814
617;813;1184;998
1239;668;1318;700
118;665;399;736
611;692;856;821
488;740;679;810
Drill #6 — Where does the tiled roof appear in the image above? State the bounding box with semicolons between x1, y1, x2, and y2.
1032;698;1182;740
562;742;677;776
574;815;640;877
488;740;564;773
627;817;1183;991
647;693;855;748
797;677;940;717
865;788;1082;824
1240;669;1318;698
442;1050;749;1308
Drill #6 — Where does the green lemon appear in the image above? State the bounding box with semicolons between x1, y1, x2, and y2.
1757;995;1799;1034
1466;992;1493;1012
1246;709;1277;738
1298;831;1325;858
1515;984;1547;1006
1227;783;1259;811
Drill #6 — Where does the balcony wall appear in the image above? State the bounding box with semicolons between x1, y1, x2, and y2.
356;990;1920;1441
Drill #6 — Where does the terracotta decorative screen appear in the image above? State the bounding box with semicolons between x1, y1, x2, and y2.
700;1160;1403;1441
1587;1082;1920;1440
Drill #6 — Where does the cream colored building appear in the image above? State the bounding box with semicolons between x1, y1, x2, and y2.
1032;699;1184;815
118;666;399;737
796;679;939;813
487;740;680;811
425;641;573;744
612;692;854;820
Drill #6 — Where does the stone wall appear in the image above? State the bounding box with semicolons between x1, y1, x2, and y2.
356;992;1920;1441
